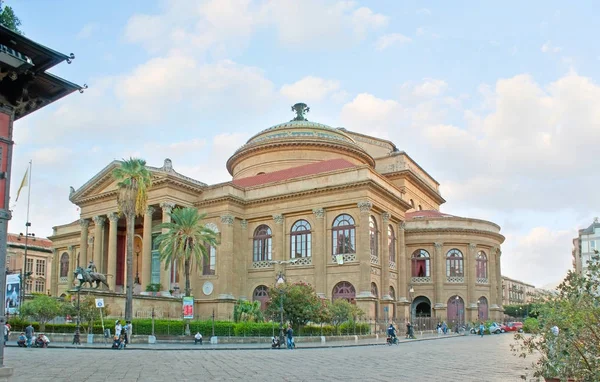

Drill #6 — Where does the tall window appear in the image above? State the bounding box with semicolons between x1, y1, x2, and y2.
411;249;430;277
446;249;464;277
203;244;216;275
389;286;395;300
476;250;488;279
369;216;378;259
60;253;69;278
25;279;32;293
371;282;378;298
332;214;356;255
35;259;46;276
388;225;396;263
290;220;311;258
410;199;415;209
35;279;45;293
25;258;33;273
253;225;272;262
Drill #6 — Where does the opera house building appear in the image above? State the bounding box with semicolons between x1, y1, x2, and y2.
49;104;505;323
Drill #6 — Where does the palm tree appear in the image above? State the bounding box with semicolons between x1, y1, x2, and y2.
155;207;218;298
113;158;152;320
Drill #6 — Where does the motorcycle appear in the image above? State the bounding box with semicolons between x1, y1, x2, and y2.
386;336;399;345
271;337;281;349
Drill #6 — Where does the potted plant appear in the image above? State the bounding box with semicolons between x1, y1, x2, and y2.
512;252;599;381
145;283;162;296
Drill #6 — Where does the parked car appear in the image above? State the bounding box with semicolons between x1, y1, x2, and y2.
488;323;503;334
501;322;524;333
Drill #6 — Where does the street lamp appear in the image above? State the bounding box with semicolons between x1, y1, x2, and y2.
134;245;141;285
72;285;81;345
477;300;481;321
19;229;35;306
408;285;414;323
269;258;298;347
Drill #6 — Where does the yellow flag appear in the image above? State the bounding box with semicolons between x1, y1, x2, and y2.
15;168;28;202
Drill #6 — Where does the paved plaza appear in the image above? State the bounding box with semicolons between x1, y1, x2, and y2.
4;335;535;381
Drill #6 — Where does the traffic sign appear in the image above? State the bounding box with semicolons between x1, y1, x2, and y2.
95;298;104;308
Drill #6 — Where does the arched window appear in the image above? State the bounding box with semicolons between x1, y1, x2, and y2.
203;244;216;275
388;225;396;263
369;216;378;259
332;281;356;303
411;249;430;277
446;249;464;277
332;214;355;255
371;282;378;298
410;199;415;208
252;285;269;310
253;225;272;262
476;250;488;279
418;204;422;210
60;252;69;278
290;220;311;258
389;286;395;300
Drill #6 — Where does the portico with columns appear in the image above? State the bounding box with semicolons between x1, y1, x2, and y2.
49;104;504;321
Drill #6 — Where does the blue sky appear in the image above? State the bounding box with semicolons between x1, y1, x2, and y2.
6;0;600;287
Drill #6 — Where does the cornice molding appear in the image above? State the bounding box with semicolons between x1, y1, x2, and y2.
385;170;445;204
406;228;505;243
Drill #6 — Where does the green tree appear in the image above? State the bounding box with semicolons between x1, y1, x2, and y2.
233;300;264;323
328;299;365;334
19;294;63;331
155;207;218;297
0;1;22;34
512;252;600;381
113;157;152;320
265;281;323;329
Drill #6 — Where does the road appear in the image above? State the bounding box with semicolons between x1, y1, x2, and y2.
4;334;536;381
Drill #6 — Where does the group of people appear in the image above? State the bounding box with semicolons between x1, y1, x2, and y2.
387;322;415;341
436;321;449;335
271;324;295;349
112;319;132;350
12;324;49;348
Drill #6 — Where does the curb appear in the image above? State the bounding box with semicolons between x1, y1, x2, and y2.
6;334;465;351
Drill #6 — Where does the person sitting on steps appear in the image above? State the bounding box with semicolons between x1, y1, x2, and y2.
194;332;203;344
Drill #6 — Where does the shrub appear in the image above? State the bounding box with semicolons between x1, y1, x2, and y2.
522;317;539;334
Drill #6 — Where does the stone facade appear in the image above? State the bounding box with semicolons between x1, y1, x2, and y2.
6;233;53;294
501;276;536;306
49;109;504;321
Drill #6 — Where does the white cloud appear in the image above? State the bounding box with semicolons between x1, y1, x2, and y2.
375;33;412;51
541;41;562;53
340;93;402;138
411;78;448;97
76;23;97;40
280;77;340;102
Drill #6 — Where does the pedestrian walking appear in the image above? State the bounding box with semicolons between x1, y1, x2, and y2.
286;324;294;349
479;322;485;338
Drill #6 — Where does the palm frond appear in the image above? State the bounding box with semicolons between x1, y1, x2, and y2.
112;157;153;217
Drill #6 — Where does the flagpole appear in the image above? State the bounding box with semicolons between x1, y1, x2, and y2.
21;160;32;308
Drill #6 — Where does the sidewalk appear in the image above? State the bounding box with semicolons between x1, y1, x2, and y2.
8;332;465;351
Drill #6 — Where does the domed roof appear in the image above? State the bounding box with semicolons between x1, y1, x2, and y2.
245;103;356;145
226;103;374;177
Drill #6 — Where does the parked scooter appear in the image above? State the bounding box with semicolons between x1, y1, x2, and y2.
271;336;281;349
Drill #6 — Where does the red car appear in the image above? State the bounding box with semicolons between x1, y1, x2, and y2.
501;322;524;333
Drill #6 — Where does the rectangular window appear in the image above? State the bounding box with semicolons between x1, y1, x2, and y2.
591;240;596;250
203;245;216;275
35;279;45;293
36;259;45;276
26;258;33;273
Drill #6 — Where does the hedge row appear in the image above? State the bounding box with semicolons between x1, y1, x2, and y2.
7;318;371;337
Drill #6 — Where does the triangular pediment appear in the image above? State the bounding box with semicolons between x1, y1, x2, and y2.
69;158;208;204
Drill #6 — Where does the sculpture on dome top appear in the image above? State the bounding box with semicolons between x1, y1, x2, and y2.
291;103;309;121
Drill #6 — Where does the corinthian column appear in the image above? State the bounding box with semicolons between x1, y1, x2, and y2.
79;219;89;267
357;201;372;297
312;208;326;298
381;212;391;301
495;248;503;308
160;202;175;291
238;219;249;300
67;245;75;287
488;247;498;309
92;215;106;272
467;243;477;312
272;214;284;263
107;212;119;291
433;242;445;315
397;222;408;303
219;215;235;299
142;206;154;288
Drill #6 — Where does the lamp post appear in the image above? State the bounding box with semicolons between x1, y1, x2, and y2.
134;246;141;285
72;285;81;345
269;259;298;347
408;285;414;323
19;230;35;307
477;300;481;321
